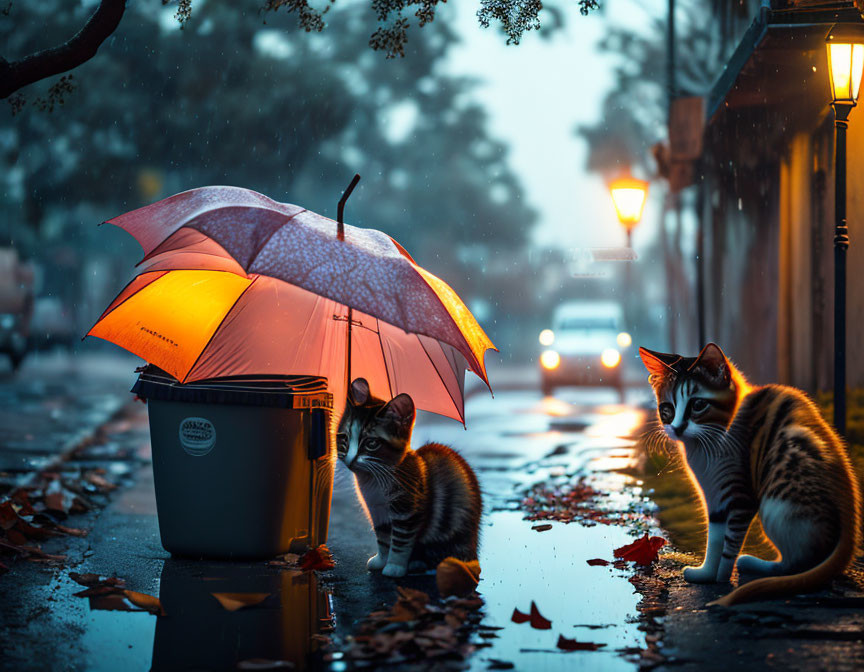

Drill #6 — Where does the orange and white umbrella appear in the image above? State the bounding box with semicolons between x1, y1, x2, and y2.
88;185;495;423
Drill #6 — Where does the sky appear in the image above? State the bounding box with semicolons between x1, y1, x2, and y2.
445;0;666;252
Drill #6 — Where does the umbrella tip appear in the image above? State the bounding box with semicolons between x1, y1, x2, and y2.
337;174;361;240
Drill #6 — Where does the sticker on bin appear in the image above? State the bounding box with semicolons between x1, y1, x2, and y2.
292;393;333;410
179;417;216;456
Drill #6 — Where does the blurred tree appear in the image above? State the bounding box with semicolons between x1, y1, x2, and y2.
1;0;600;100
575;0;759;350
0;0;536;340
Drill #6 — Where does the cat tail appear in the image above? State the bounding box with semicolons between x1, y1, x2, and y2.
709;488;858;608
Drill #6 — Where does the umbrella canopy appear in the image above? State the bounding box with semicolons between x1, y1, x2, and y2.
88;186;496;422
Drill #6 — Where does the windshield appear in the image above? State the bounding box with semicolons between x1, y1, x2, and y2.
556;317;618;331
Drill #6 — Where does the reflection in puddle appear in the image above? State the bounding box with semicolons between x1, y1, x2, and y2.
153;560;331;671
472;512;643;672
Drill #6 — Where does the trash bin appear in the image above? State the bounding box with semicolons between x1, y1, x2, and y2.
132;367;334;560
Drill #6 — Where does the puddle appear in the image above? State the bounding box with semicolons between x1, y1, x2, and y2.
472;512;645;672
57;559;332;671
153;560;331;670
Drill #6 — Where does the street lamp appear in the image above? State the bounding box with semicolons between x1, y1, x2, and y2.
610;178;649;247
826;24;864;436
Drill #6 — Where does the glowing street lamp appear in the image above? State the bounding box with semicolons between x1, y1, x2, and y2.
826;23;864;436
610;177;649;248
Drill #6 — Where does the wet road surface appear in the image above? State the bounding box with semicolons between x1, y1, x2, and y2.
3;356;864;671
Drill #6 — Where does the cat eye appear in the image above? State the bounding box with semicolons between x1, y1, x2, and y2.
690;399;710;414
658;403;674;424
363;438;381;451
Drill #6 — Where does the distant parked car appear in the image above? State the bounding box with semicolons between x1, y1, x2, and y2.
0;248;35;370
537;301;631;397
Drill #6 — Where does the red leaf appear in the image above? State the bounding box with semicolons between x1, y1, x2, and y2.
586;558;610;566
299;545;334;571
557;634;607;651
529;601;552;630
613;534;666;565
531;524;553;532
511;607;530;624
0;501;19;530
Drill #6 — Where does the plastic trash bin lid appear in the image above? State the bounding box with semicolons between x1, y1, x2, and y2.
131;365;332;410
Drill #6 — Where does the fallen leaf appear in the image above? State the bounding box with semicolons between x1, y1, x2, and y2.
531;524;553;532
0;501;18;530
211;592;271;612
556;634;607;651
487;660;515;670
613;534;666;566
586;558;610;566
299;545;334;571
436;557;481;598
69;572;124;588
124;589;166;616
511;608;530;624
84;472;117;492
529;601;552;630
44;491;67;513
89;593;136;613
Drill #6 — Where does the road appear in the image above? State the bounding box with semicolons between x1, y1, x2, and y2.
1;352;863;671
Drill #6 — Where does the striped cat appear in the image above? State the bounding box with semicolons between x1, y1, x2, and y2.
640;343;861;606
336;378;483;578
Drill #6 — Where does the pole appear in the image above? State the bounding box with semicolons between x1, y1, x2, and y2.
696;167;706;347
832;104;851;436
337;174;361;391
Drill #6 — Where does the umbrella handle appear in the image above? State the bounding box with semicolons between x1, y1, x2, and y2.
337;174;361;241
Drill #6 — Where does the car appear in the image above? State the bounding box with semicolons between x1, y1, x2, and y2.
537;301;631;397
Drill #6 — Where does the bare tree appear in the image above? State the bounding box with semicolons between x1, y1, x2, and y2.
1;0;601;100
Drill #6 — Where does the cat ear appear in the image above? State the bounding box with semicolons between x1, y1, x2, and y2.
349;378;370;406
381;393;415;428
690;343;730;385
638;347;678;378
690;343;729;378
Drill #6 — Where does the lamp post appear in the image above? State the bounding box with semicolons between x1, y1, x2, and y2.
610;178;649;248
610;177;648;335
826;25;864;436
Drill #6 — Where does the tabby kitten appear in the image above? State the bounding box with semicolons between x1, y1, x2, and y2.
640;343;861;606
336;379;483;578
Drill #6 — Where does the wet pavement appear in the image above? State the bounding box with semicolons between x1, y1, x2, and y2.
2;355;864;671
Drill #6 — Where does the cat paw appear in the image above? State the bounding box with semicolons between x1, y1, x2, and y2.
736;554;781;577
382;562;408;578
367;554;387;571
683;566;718;584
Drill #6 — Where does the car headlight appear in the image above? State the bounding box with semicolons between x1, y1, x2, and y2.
601;348;621;368
539;329;555;346
616;332;632;348
540;350;561;370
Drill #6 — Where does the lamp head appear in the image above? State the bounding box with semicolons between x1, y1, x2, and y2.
609;177;649;230
826;23;864;107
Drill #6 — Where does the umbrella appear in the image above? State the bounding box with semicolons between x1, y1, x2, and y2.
87;181;495;423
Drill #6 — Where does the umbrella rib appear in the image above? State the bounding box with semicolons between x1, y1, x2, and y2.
374;317;394;401
416;335;464;425
180;275;260;384
247;209;307;270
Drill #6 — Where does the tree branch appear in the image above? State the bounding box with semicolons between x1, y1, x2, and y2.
0;0;126;99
